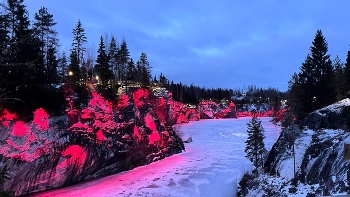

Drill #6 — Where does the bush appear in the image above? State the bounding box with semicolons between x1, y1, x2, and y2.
288;186;297;193
236;172;253;197
291;178;298;187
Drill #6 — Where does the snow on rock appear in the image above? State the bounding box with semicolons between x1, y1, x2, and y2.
316;98;350;115
240;98;350;196
303;98;350;129
277;130;313;181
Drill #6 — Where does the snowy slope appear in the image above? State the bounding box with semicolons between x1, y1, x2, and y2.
26;118;281;197
315;98;350;115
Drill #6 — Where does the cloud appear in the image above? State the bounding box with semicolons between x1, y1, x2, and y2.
25;0;350;91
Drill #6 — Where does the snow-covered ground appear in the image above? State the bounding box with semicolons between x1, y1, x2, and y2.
28;117;281;197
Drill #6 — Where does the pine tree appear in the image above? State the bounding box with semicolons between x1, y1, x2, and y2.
344;48;350;96
95;36;112;86
108;36;119;80
298;54;315;113
291;30;335;115
6;0;41;86
332;56;346;101
126;58;135;81
137;52;152;86
71;19;87;66
287;73;305;121
118;38;130;81
309;29;334;108
33;6;58;84
159;72;168;86
57;52;68;83
245;114;267;171
46;46;59;84
0;3;10;65
68;50;80;84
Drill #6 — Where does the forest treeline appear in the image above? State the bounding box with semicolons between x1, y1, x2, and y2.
0;0;285;120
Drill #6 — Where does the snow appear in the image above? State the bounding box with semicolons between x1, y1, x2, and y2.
278;129;313;181
29;117;281;197
249;174;319;196
315;98;350;115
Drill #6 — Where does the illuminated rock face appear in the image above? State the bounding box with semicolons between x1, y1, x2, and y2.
0;89;185;196
0;88;239;196
197;100;237;119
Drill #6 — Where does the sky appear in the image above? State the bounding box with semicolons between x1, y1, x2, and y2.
25;0;350;92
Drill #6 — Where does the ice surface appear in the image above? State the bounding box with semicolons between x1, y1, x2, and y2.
29;117;280;197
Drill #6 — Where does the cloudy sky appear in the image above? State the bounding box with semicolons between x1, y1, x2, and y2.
26;0;350;91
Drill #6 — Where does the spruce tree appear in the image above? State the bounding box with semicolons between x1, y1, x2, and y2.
46;46;59;84
298;54;315;113
332;56;346;101
126;58;136;81
287;73;305;121
71;19;87;66
95;36;112;86
57;52;68;83
245;114;267;172
291;29;335;115
68;50;80;84
118;38;130;81
309;29;334;108
0;4;10;65
6;0;41;86
108;36;119;80
137;52;152;86
33;6;58;84
344;48;350;96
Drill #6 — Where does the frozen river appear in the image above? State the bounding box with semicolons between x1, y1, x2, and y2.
29;117;281;197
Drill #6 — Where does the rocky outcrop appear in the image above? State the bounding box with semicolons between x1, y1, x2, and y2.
302;98;350;130
0;89;185;196
151;88;237;122
197;100;237;119
0;87;239;196
238;98;350;196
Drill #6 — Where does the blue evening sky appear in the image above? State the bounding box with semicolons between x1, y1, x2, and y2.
26;0;350;91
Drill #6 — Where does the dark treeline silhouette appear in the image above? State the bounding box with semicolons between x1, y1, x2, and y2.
0;0;65;120
160;74;286;109
0;0;285;120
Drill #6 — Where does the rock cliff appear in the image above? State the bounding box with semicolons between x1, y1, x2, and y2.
238;98;350;196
